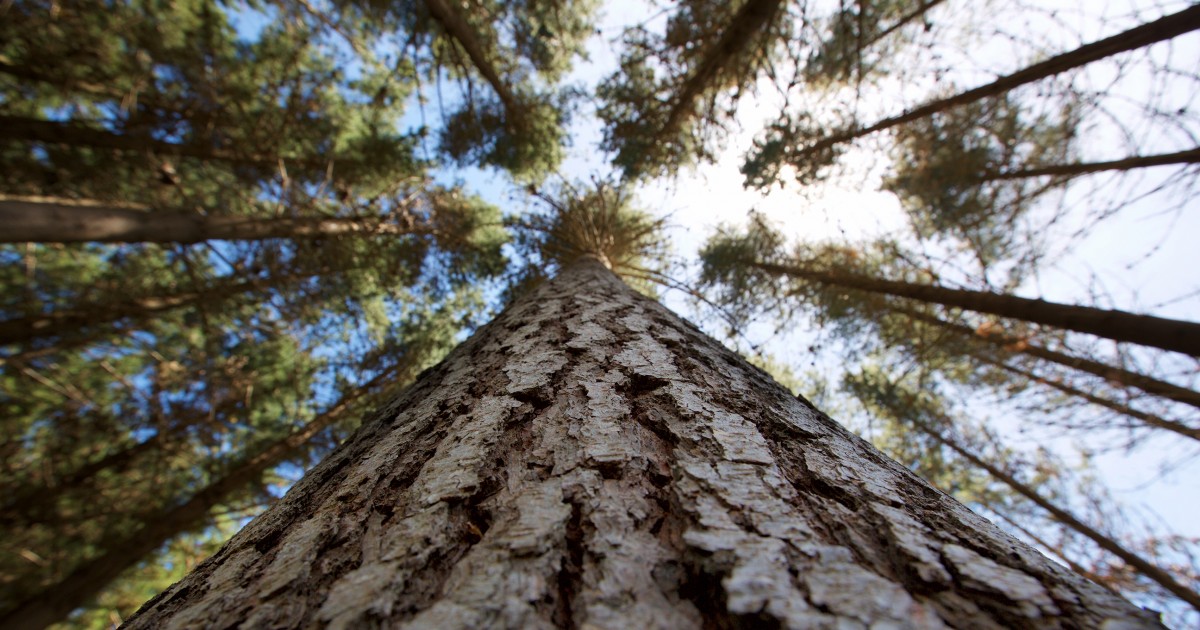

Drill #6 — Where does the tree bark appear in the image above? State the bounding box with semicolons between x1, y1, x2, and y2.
790;5;1200;166
752;260;1200;356
899;306;1200;410
0;196;427;244
0;368;398;630
981;147;1200;181
119;258;1160;629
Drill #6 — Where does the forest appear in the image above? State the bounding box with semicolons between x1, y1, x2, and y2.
1;0;1198;627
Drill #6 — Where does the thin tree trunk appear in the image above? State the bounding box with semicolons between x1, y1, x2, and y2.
0;56;113;96
628;0;784;177
899;306;1200;410
789;5;1200;166
978;355;1200;442
904;413;1200;612
117;257;1159;629
0;114;256;164
752;260;1200;356
983;147;1200;181
423;0;519;114
0;196;428;244
0;369;397;630
863;0;947;49
0;277;264;347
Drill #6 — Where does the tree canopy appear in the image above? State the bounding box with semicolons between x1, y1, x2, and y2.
2;0;1199;627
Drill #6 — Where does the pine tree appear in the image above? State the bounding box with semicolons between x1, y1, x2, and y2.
119;256;1163;629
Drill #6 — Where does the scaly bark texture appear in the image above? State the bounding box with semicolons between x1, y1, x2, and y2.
124;258;1161;629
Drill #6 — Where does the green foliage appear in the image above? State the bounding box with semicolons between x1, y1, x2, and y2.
843;367;1001;503
440;95;567;183
885;95;1080;264
517;180;668;284
598;0;792;180
698;214;786;326
2;0;1197;625
0;1;521;624
741;116;845;190
803;0;942;86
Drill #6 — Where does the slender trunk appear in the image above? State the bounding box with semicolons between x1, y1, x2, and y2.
899;306;1200;410
983;147;1200;181
628;0;784;177
0;114;253;164
753;260;1200;356
0;56;113;96
979;355;1200;442
423;0;519;115
864;0;947;49
0;196;427;244
118;258;1158;629
906;414;1200;612
0;369;395;630
790;5;1200;165
0;276;269;347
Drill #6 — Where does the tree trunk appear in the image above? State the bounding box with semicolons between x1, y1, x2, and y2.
791;5;1200;166
899;306;1200;410
0;368;397;630
0;196;428;244
982;147;1200;181
119;258;1160;629
0;434;164;526
0;277;263;347
901;413;1200;612
752;260;1200;356
627;0;784;178
0;114;255;164
424;0;519;115
978;355;1200;443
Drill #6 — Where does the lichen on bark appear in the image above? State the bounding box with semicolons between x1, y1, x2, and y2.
124;258;1163;629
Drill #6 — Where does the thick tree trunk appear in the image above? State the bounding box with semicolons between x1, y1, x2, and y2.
899;306;1200;410
0;368;394;630
752;260;1200;356
120;258;1160;629
0;196;427;244
790;5;1200;166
